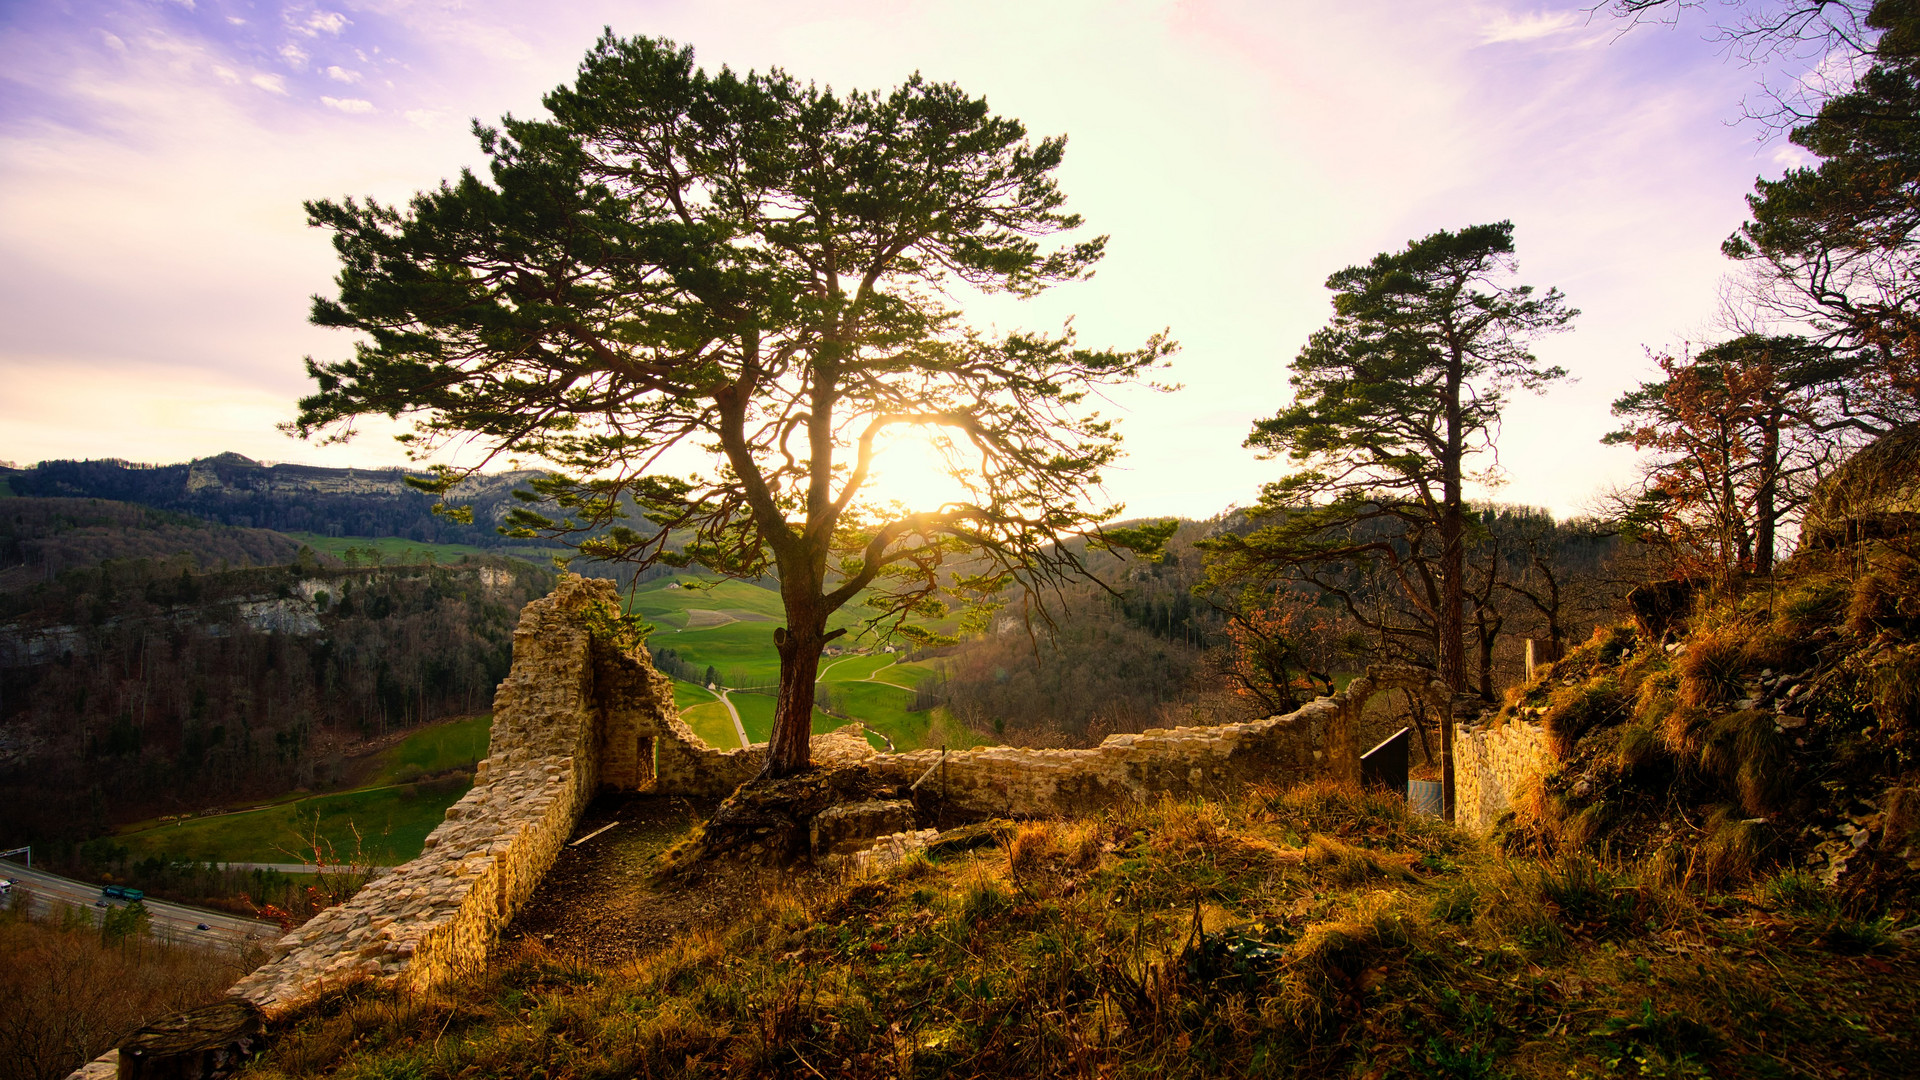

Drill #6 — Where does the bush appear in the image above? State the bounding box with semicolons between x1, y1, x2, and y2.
1541;676;1623;757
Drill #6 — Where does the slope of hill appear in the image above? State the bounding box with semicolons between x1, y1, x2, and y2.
3;453;540;549
241;784;1919;1080
1486;542;1920;902
0;496;314;591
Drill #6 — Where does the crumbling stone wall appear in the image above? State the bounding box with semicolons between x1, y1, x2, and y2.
222;576;747;1019
845;666;1444;818
1453;720;1550;835
219;575;876;1019
71;575;1550;1078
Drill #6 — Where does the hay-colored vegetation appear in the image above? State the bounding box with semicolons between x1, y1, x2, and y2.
1491;542;1920;899
0;901;262;1080
239;783;1918;1080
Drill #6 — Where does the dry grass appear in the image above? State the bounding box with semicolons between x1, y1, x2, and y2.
0;901;262;1080
239;780;1920;1080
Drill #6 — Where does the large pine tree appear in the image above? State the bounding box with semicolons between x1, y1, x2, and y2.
1206;222;1574;819
292;34;1174;777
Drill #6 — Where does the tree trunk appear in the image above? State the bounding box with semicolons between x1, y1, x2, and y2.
1440;340;1465;822
1756;412;1780;574
1475;614;1498;700
764;623;826;777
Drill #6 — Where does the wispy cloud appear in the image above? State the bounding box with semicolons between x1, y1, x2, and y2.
279;43;309;68
0;0;1814;514
293;10;350;38
1479;9;1585;44
1772;144;1817;169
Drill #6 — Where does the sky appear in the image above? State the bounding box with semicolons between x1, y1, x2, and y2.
0;0;1825;521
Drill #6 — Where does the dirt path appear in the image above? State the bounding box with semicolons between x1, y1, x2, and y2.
501;792;833;967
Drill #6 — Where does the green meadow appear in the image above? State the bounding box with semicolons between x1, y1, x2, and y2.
368;714;492;784
115;715;494;866
115;778;469;866
285;531;563;566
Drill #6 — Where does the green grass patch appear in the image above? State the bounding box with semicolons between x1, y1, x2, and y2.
114;779;471;866
368;715;491;785
669;679;715;712
626;576;787;622
285;531;561;566
680;700;744;750
655;621;786;686
724;692;837;744
816;653;898;683
870;659;935;690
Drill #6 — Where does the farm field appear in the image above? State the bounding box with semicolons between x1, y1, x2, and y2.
113;778;469;866
114;715;493;866
285;531;563;566
629;572;985;752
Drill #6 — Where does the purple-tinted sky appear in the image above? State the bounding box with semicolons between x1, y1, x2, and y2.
0;1;1825;519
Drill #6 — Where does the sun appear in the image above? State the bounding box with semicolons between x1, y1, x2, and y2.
857;426;975;515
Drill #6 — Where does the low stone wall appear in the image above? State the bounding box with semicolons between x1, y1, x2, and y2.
858;705;1329;816
1453;721;1550;835
71;574;1556;1078
224;575;868;1016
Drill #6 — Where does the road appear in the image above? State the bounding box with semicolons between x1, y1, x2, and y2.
714;689;751;748
0;861;282;950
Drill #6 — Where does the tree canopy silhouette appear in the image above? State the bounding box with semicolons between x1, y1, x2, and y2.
292;33;1175;776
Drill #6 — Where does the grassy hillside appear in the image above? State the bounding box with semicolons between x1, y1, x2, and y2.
110;715;492;867
242;783;1919;1080
1487;542;1920;898
636;574;977;752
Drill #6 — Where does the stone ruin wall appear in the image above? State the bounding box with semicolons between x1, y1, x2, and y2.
1453;720;1550;836
71;574;1557;1077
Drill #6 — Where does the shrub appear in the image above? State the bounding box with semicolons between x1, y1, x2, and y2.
1614;722;1664;773
1692;806;1771;888
1006;824;1058;877
1869;643;1920;731
1846;553;1920;636
1678;631;1746;709
1541;676;1624;757
1697;710;1789;816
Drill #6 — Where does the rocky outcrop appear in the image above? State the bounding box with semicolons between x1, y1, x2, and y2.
1800;423;1920;550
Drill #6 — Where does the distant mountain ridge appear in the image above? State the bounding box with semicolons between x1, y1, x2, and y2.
2;453;541;548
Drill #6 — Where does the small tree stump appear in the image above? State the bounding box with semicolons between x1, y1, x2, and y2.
117;999;264;1080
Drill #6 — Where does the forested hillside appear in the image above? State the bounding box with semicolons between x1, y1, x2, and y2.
0;497;313;591
0;553;554;844
1;454;536;549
